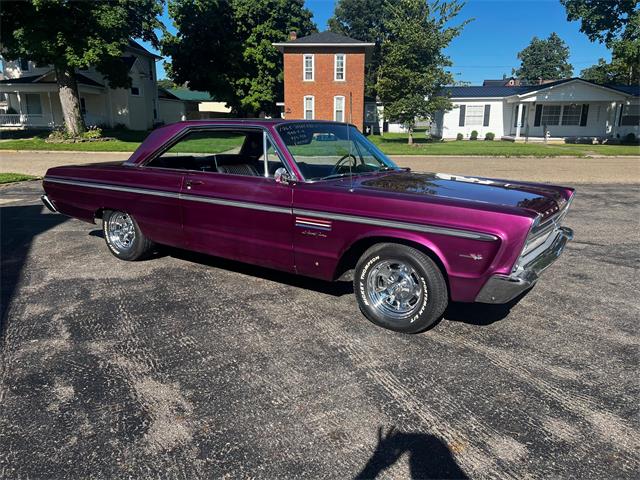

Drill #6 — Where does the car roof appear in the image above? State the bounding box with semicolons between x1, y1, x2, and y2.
169;119;354;128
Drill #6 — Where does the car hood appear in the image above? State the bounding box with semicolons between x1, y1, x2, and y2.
356;171;569;218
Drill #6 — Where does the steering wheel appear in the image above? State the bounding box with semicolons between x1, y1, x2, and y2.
331;153;358;175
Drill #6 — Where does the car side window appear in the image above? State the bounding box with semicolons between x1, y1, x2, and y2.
146;129;259;176
258;138;288;178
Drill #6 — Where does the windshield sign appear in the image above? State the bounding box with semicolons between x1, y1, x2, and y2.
277;123;398;181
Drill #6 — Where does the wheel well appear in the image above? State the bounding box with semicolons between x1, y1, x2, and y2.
334;236;449;285
94;208;106;220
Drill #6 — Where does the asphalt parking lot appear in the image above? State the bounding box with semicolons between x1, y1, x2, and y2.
1;180;638;479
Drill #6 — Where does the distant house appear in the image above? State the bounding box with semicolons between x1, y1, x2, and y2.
158;87;231;123
273;31;374;131
431;78;639;141
0;40;161;130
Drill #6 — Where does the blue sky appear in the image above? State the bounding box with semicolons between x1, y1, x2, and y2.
144;0;611;84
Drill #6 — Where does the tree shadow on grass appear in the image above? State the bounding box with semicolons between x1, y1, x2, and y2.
356;426;468;479
1;204;68;338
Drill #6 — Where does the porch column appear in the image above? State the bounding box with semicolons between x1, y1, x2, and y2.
515;103;522;139
16;91;24;116
47;91;55;127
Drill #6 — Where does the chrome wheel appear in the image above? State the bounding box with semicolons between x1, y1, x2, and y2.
366;259;425;320
107;212;136;251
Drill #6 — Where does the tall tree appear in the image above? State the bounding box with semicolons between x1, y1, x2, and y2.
163;0;315;116
513;33;573;83
231;0;315;115
561;0;639;85
328;0;386;98
376;0;467;144
0;0;163;136
560;0;637;45
163;0;242;107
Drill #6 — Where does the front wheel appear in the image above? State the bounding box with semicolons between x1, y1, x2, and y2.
354;243;448;333
102;210;154;261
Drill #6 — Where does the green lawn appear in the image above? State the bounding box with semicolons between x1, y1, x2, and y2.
369;132;640;156
1;128;638;157
0;173;38;184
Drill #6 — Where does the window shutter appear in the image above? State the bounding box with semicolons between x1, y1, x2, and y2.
534;105;543;127
458;105;466;126
483;105;491;126
580;104;589;126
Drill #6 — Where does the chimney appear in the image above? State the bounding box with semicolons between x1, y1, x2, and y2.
289;31;297;41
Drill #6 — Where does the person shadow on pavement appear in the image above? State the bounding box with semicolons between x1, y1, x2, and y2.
355;426;468;480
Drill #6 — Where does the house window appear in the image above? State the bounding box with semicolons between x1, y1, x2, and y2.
304;96;314;120
620;104;640;126
464;105;484;126
80;98;87;115
303;54;314;81
130;86;141;96
19;58;29;71
334;96;345;122
335;54;345;81
25;94;42;115
561;104;582;125
541;105;561;126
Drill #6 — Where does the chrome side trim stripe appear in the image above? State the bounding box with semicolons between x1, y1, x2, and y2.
45;176;498;241
293;208;498;241
45;177;290;214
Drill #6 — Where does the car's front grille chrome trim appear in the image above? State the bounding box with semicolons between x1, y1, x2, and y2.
44;176;498;242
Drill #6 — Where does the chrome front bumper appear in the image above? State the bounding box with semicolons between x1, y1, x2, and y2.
475;226;574;304
41;194;58;213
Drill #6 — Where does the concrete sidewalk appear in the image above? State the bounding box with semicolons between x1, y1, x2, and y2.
1;149;638;183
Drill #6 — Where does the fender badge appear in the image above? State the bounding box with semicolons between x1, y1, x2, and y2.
460;253;483;260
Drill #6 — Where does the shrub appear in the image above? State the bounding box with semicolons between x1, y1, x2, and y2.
470;130;478;141
82;126;103;139
456;133;463;141
47;127;72;141
485;132;495;141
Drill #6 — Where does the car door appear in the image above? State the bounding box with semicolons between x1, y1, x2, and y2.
179;128;295;272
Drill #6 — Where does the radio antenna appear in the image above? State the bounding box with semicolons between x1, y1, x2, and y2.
348;91;354;192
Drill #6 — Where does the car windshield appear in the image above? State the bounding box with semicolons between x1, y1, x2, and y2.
276;122;398;181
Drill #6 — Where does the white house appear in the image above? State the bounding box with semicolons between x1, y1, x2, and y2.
431;78;639;141
0;40;189;130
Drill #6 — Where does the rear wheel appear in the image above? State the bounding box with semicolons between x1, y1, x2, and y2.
354;243;448;333
102;210;154;261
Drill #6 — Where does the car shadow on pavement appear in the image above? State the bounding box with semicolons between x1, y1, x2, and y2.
164;247;355;297
443;290;531;327
1;205;68;338
356;426;468;479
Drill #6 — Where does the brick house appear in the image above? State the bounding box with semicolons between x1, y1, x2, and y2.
273;31;374;131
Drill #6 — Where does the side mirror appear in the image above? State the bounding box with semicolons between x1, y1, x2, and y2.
274;167;292;185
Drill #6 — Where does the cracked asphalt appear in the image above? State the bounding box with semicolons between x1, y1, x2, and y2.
1;180;638;479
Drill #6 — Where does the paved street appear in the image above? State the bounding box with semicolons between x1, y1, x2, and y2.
0;149;639;183
1;180;639;479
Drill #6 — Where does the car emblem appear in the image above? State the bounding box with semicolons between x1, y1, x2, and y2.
459;253;483;260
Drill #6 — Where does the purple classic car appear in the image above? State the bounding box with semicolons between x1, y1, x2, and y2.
42;120;574;333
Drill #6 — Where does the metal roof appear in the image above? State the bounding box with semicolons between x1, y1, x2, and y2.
443;78;639;98
0;72;103;87
273;31;374;51
159;88;215;102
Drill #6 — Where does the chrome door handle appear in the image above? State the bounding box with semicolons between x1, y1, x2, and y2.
185;180;204;190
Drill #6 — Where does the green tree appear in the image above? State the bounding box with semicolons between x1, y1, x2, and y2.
328;0;387;98
0;0;163;136
163;0;242;108
231;0;316;115
157;79;180;90
376;0;467;144
560;0;637;45
513;33;573;83
561;0;639;85
163;0;315;116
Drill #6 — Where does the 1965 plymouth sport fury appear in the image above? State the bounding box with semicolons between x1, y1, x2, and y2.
42;119;574;333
